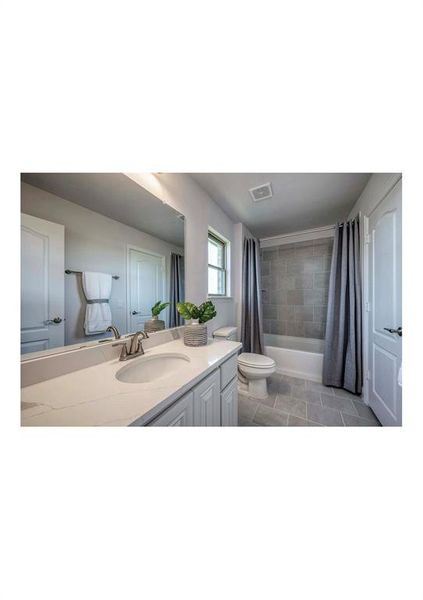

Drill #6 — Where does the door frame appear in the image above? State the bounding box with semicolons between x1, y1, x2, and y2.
126;244;166;334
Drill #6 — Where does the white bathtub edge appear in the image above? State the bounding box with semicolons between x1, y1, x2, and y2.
266;343;324;384
275;366;322;384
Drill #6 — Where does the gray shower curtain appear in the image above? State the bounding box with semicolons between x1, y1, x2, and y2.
169;253;184;328
241;237;264;354
323;219;362;394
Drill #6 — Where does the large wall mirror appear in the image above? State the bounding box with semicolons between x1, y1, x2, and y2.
21;173;185;358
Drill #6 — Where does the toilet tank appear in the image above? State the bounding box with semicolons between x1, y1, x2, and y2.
213;326;238;341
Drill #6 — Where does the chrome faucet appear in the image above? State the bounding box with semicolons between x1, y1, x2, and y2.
106;325;121;339
113;331;149;361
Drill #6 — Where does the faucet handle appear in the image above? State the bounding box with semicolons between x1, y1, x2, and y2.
112;341;128;359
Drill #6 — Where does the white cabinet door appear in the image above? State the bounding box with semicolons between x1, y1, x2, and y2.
128;247;165;332
193;370;221;426
21;213;65;354
148;392;194;426
368;180;402;426
221;377;238;426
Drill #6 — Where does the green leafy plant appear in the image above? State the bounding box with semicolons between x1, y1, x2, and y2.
176;300;217;324
151;300;170;317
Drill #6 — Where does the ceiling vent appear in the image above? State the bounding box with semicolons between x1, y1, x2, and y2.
249;182;273;202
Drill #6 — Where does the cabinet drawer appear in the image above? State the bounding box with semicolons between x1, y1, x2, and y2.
220;353;238;390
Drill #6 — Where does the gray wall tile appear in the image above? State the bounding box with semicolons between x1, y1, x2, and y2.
260;237;333;340
263;304;278;319
314;272;330;289
287;289;304;305
294;273;313;289
295;306;313;321
278;305;295;321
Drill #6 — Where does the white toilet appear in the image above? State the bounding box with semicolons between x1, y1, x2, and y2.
213;327;276;401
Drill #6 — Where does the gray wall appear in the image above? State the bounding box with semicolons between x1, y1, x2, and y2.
261;238;333;339
21;182;184;345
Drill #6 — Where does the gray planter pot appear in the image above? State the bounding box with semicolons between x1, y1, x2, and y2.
183;322;208;346
144;316;165;334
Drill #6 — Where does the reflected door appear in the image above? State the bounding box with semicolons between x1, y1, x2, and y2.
368;180;402;426
21;214;65;354
128;247;165;332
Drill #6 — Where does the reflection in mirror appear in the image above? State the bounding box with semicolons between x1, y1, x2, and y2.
21;173;185;358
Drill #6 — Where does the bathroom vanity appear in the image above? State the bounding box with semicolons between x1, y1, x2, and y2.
21;334;241;427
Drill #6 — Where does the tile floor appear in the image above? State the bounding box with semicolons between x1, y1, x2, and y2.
238;373;381;427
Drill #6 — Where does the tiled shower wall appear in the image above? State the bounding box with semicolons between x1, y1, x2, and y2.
260;237;333;339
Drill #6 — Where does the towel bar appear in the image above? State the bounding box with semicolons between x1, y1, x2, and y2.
65;269;119;280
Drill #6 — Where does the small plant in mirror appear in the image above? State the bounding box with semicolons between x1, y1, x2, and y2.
151;301;170;318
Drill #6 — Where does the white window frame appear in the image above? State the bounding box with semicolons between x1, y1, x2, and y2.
208;228;230;298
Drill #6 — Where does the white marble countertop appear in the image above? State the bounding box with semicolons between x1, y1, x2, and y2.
21;338;241;426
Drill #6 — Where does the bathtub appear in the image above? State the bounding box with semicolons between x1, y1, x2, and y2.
264;334;324;383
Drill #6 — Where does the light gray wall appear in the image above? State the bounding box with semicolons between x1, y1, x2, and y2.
347;173;402;220
126;174;237;334
21;182;183;345
261;238;333;339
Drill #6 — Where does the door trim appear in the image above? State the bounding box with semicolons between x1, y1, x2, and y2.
126;244;166;334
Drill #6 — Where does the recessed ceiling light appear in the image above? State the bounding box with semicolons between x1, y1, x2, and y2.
249;182;273;202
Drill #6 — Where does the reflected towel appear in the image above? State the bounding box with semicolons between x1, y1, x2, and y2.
398;364;402;387
82;271;112;335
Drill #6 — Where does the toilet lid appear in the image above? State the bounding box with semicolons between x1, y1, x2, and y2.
238;352;275;369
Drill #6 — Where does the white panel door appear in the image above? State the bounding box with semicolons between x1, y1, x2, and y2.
148;392;194;426
193;370;221;426
368;181;402;426
128;248;165;332
221;377;238;426
21;214;65;354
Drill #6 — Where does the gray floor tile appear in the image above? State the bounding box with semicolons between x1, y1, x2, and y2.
238;417;259;426
281;374;306;387
321;393;358;416
267;375;282;395
278;379;292;396
305;380;334;395
291;387;322;405
332;387;361;401
341;413;380;427
275;395;307;419
256;393;277;408
253;404;289;426
351;401;380;423
238;397;259;422
307;403;344;426
287;414;323;426
287;414;308;426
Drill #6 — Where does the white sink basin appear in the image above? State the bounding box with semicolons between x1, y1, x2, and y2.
115;352;191;384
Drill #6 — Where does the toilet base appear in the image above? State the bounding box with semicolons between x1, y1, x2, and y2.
248;378;268;401
238;374;269;400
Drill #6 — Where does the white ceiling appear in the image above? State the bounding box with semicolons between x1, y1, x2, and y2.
21;173;185;247
190;173;371;238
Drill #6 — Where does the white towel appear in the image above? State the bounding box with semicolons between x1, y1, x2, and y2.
398;363;402;387
82;271;113;335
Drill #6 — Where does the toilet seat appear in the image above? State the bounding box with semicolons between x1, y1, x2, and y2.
238;352;275;369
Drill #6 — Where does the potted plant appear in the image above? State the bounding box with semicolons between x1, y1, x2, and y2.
176;301;217;346
144;300;170;333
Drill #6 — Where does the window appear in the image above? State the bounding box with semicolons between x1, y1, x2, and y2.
208;230;228;296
